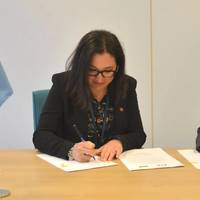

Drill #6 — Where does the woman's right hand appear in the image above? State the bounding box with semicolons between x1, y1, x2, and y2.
72;141;96;162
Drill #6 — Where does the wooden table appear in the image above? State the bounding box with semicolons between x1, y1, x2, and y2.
0;149;200;200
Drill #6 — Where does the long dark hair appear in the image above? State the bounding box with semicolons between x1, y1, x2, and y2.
65;30;128;110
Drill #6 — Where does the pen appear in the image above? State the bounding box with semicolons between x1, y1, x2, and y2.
73;124;85;141
73;124;95;160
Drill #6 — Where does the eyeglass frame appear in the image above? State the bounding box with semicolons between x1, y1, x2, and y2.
88;65;119;78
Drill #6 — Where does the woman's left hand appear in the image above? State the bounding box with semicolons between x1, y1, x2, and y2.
96;139;123;161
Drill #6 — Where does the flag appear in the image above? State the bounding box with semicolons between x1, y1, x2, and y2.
0;62;13;106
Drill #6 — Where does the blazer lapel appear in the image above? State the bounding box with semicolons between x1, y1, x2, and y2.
71;107;88;140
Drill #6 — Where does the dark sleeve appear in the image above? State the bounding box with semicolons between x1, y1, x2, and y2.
32;73;74;159
196;127;200;152
113;78;146;151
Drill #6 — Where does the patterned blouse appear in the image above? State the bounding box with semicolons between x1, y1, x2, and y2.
87;96;113;148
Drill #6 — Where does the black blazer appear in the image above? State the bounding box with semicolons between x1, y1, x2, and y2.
33;72;146;159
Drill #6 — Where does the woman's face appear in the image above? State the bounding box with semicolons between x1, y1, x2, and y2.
88;52;117;92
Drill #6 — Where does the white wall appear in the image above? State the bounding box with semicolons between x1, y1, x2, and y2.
0;0;152;148
2;0;198;150
152;0;200;148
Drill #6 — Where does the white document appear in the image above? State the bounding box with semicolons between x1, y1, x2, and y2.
37;154;117;172
178;149;200;169
119;148;183;171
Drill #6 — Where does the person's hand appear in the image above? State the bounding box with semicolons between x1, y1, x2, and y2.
72;141;96;162
96;139;123;161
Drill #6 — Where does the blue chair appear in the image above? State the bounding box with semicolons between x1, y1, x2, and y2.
32;90;49;130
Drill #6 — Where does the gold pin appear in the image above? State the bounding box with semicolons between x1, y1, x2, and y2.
119;107;124;112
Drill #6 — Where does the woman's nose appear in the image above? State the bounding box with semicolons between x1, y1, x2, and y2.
95;73;104;83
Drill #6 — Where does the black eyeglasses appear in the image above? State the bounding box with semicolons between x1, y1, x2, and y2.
88;67;118;78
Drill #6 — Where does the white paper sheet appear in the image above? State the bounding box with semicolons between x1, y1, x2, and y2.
178;149;200;169
37;154;117;172
119;148;183;171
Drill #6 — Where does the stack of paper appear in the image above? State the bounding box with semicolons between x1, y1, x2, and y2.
119;148;183;171
178;149;200;169
37;154;117;172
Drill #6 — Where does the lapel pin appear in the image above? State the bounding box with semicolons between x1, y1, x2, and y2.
119;107;124;112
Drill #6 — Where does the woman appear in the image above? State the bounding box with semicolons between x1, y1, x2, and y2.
196;127;200;152
33;30;146;162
